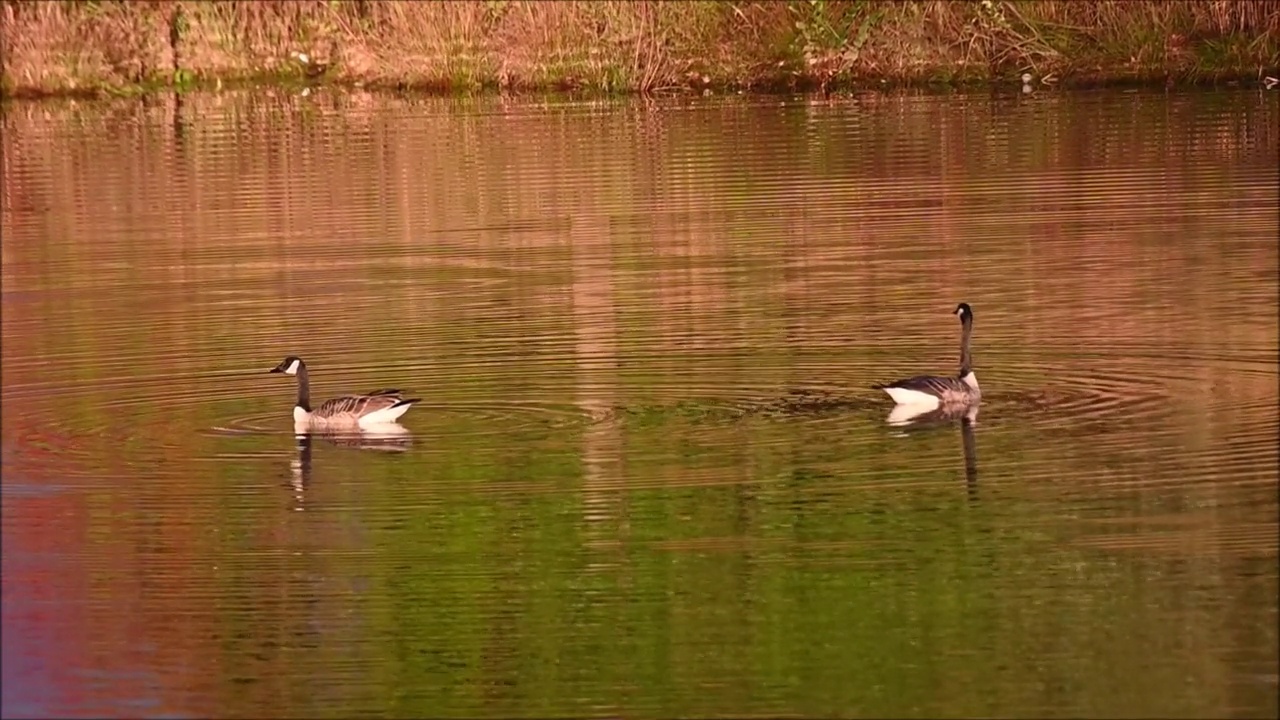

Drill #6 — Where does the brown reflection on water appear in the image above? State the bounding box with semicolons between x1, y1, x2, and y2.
571;209;627;571
1;88;1277;719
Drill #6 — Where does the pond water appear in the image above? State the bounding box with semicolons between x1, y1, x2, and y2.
2;86;1276;719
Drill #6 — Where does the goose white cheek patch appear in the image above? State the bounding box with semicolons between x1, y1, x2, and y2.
285;359;301;375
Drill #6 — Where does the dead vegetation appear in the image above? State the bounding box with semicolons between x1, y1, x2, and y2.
2;0;1278;98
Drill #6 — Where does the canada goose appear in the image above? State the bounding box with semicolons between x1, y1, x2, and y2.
268;356;420;431
873;303;981;410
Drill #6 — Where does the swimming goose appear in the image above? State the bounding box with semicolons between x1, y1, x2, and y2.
268;356;420;431
873;303;981;410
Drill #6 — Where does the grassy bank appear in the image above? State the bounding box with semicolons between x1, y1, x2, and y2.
3;0;1279;99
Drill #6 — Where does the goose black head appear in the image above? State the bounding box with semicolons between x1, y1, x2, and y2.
954;303;973;321
270;356;305;375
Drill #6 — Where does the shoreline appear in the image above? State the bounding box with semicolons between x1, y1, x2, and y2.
3;1;1277;102
3;68;1275;105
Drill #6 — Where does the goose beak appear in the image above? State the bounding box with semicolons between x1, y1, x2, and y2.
269;367;283;374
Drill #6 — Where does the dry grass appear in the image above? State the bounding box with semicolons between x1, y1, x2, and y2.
2;0;1279;98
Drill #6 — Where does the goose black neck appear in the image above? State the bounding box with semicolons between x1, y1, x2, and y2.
958;314;974;376
296;364;312;411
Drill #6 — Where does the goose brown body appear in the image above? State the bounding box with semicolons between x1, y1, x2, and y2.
312;388;409;419
877;373;979;406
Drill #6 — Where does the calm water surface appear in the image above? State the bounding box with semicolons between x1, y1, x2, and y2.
2;87;1277;719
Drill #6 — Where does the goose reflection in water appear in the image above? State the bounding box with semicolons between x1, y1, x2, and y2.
885;402;980;495
289;426;413;509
